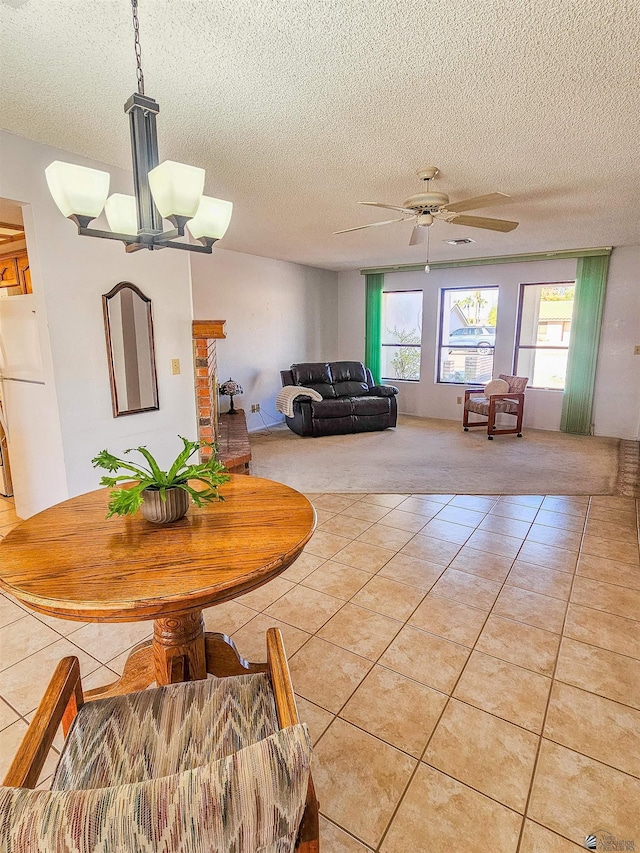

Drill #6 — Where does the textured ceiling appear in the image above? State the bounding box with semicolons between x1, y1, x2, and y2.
1;0;639;270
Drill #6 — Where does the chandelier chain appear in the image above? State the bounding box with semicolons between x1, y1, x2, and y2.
131;0;145;95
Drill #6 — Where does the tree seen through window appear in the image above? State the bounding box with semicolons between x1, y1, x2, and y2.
381;291;423;381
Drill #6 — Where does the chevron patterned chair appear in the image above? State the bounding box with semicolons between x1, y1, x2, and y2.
0;628;319;853
463;374;528;439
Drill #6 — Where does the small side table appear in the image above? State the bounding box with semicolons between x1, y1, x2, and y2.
217;409;251;474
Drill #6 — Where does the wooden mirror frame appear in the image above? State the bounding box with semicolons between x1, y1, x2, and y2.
102;281;159;417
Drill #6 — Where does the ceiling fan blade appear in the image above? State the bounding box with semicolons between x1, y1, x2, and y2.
409;225;428;246
444;192;512;213
333;217;412;235
448;214;519;232
358;201;416;214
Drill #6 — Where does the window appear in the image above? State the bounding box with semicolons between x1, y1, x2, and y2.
515;282;575;389
381;290;422;381
438;286;499;384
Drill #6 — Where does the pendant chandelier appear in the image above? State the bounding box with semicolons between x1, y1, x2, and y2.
45;0;232;254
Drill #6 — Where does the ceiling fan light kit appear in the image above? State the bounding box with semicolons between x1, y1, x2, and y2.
45;0;232;255
334;167;519;252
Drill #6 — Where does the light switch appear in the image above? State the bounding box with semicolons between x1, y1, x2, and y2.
171;358;181;375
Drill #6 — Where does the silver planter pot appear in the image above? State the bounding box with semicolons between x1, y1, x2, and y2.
140;487;190;524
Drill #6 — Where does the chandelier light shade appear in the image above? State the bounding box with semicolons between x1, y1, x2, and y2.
45;162;110;225
43;0;231;255
188;197;234;244
147;161;206;224
104;194;139;235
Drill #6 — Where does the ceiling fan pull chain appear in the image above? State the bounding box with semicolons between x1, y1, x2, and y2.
131;0;145;96
425;225;431;273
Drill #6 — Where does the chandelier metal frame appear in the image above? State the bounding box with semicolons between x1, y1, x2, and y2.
47;0;230;255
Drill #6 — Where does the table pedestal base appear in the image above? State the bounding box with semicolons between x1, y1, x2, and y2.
85;613;267;701
153;611;207;684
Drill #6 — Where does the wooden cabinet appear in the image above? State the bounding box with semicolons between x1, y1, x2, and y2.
0;256;18;287
0;251;31;295
17;253;31;293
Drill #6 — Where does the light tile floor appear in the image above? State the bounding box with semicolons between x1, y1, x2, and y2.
1;491;639;850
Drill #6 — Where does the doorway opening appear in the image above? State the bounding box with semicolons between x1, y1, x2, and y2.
0;199;34;498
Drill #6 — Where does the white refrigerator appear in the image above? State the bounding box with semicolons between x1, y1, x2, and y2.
0;293;44;497
0;395;11;496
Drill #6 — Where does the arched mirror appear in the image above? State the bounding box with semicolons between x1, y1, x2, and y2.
103;281;159;417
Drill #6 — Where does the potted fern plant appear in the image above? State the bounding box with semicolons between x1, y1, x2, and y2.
92;436;230;523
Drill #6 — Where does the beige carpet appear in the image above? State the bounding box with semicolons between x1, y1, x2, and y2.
249;415;619;495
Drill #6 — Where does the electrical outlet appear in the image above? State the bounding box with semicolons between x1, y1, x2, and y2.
457;396;462;405
634;345;640;355
251;403;261;413
170;358;180;375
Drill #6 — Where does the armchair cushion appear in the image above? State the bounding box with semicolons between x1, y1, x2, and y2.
499;374;528;394
465;397;513;416
483;379;510;398
53;672;279;790
0;724;312;853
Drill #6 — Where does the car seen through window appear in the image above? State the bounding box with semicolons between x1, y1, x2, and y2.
448;325;496;350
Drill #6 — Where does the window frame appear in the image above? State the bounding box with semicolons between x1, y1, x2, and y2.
380;289;423;383
437;284;499;385
513;280;576;391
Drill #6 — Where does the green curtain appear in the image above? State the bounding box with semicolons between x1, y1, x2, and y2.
560;254;610;435
365;273;384;384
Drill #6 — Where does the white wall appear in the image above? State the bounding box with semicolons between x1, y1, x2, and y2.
0;130;198;517
337;269;366;364
591;246;640;440
338;249;640;438
191;248;338;431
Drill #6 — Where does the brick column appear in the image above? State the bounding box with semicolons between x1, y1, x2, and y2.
192;321;226;460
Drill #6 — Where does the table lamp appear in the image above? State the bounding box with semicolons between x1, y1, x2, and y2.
219;378;243;414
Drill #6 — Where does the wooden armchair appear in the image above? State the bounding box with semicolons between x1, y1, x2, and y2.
463;374;528;439
1;628;319;853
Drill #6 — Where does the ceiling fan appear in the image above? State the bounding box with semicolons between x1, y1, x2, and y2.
334;167;519;246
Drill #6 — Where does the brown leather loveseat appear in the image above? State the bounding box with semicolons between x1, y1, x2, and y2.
280;361;398;437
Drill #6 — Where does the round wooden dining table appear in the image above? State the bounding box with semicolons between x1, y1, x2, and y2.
0;475;315;698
